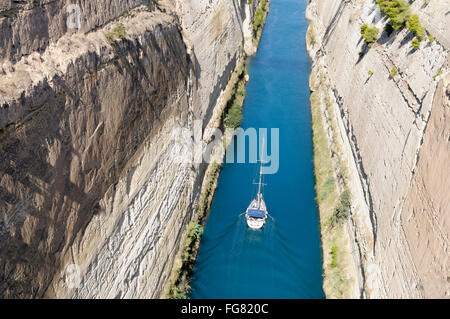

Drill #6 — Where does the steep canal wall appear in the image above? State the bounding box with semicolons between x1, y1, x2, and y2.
0;0;265;298
307;0;449;298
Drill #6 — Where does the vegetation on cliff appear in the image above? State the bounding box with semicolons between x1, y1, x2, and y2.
376;0;411;30
360;24;380;48
167;163;220;299
310;68;354;298
390;66;398;79
330;190;351;227
375;0;431;50
433;68;443;79
224;70;247;128
221;0;271;129
104;23;127;45
411;37;421;50
307;0;449;299
406;14;426;40
253;0;270;47
307;22;317;46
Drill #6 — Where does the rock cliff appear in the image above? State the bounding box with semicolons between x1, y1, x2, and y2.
307;0;449;298
0;0;261;298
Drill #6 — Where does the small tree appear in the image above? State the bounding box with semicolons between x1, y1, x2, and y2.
253;8;264;33
360;24;379;48
331;245;338;268
376;0;411;30
360;24;368;35
406;14;425;40
104;23;127;44
330;189;351;227
390;66;398;78
412;37;420;50
433;69;443;79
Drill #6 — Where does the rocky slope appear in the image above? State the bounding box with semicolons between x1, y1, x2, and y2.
0;0;261;298
307;0;449;298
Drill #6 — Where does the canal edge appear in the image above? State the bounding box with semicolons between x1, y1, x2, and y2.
306;1;362;299
163;0;272;299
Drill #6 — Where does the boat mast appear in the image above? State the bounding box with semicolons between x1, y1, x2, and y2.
257;138;264;197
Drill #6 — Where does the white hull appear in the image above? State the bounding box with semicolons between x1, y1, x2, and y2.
245;194;267;230
246;217;265;229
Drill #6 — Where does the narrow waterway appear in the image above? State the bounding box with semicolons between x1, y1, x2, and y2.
190;0;324;298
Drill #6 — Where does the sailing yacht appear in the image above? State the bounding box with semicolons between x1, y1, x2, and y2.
245;142;268;230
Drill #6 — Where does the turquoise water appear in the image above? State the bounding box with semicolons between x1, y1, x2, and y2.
189;0;324;299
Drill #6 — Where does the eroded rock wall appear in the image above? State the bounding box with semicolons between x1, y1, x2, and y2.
307;0;449;298
402;76;450;298
0;0;259;298
0;0;156;65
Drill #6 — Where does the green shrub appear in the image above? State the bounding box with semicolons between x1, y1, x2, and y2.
390;66;398;78
406;14;425;40
360;24;379;48
339;190;350;211
224;103;243;128
411;37;420;50
428;34;435;43
224;73;247;129
376;0;411;30
253;0;268;34
377;2;429;50
309;31;316;45
189;222;204;241
330;189;351;227
167;220;206;299
360;24;368;35
331;245;338;268
105;23;127;45
261;0;267;9
432;68;443;79
320;176;336;202
237;87;246;96
170;287;187;299
368;70;374;76
377;1;429;50
253;8;264;33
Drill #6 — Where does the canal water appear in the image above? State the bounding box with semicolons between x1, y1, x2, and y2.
189;0;324;298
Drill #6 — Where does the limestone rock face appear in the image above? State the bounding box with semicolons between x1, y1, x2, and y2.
307;0;449;298
402;77;450;298
0;0;155;64
0;0;259;298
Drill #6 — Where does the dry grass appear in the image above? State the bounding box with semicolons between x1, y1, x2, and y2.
310;69;355;298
